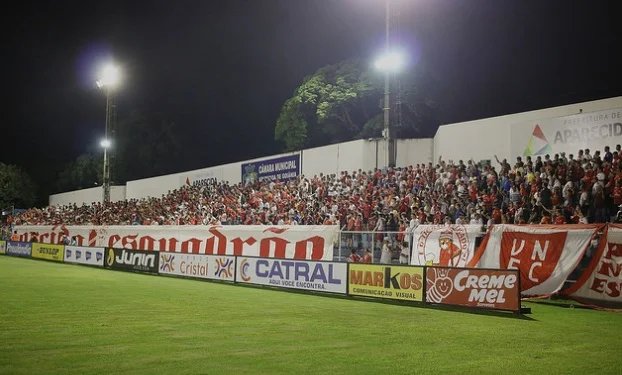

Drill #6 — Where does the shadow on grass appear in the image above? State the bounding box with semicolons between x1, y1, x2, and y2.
12;256;535;320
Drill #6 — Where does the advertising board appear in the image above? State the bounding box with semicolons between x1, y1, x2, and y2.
158;253;235;281
348;264;424;302
31;243;65;262
104;248;159;273
13;225;337;260
64;246;105;267
241;154;300;184
236;257;347;294
6;242;32;258
426;267;520;312
0;240;5;255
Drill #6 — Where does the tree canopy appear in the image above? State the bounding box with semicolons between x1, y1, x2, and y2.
54;109;191;193
275;59;442;151
0;163;37;209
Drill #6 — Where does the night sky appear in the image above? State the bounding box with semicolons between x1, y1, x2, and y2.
4;0;621;177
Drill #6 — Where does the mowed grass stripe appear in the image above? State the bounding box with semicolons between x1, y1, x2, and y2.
0;256;620;375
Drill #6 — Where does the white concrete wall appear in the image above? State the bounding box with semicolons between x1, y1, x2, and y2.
396;138;434;167
434;96;622;164
49;186;126;206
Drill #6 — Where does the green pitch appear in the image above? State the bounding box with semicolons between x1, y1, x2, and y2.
0;256;620;375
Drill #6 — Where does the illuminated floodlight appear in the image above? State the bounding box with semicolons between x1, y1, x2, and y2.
96;64;120;88
100;139;111;148
374;51;405;72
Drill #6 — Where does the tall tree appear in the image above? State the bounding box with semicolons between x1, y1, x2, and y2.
55;153;103;193
0;163;37;209
275;59;442;150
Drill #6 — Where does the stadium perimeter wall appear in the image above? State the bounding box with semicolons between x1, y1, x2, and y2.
49;186;126;206
434;96;622;164
48;96;622;204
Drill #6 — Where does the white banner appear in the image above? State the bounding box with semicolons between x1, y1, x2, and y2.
236;257;347;294
411;225;483;267
468;224;601;297
564;224;622;310
64;246;105;267
12;225;338;260
158;253;235;281
510;107;622;159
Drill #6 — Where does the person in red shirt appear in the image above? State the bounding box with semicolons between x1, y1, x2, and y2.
347;249;361;263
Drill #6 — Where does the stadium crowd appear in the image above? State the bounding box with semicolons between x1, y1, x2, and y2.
14;145;622;233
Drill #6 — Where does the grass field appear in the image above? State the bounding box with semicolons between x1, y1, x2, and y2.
1;256;621;375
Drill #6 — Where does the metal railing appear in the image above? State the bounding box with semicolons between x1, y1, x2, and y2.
335;230;417;264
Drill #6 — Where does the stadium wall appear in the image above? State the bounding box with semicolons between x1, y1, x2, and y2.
434;96;622;164
49;186;126;206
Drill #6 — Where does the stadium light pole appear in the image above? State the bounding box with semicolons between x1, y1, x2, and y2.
374;0;404;169
96;64;120;204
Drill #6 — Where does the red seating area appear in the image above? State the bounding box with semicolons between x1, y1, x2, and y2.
15;146;622;228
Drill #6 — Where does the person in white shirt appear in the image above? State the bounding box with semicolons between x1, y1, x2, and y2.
380;238;392;264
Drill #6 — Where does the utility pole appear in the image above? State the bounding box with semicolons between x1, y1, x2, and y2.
383;0;395;168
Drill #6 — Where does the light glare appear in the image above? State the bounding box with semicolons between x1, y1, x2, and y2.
100;139;111;148
96;64;120;88
375;51;405;72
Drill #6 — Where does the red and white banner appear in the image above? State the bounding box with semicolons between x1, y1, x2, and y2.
468;224;602;297
411;225;483;267
564;224;622;310
12;225;338;260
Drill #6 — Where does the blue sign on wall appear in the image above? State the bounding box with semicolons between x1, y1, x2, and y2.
241;154;300;184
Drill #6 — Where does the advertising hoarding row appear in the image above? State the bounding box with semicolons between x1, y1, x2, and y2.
0;241;521;313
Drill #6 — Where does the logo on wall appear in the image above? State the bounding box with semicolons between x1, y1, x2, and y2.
66;249;72;258
160;254;175;272
242;164;258;185
415;227;470;267
215;258;234;278
240;259;251;281
106;248;115;266
426;268;454;303
523;124;552;156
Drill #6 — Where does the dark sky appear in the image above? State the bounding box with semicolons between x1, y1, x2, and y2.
3;0;622;175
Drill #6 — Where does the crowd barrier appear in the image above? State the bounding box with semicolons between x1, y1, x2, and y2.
0;241;522;314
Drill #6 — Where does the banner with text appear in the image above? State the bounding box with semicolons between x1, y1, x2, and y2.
468;224;602;297
241;154;300;184
411;225;483;267
236;257;347;294
6;242;32;258
159;253;236;282
564;225;622;310
348;264;424;302
426;267;520;312
510;107;622;159
31;243;65;262
179;167;223;188
64;245;105;267
0;240;5;255
13;225;337;260
104;248;159;273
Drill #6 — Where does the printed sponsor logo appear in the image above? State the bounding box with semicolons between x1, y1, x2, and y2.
158;253;235;281
6;242;32;258
105;248;159;273
64;246;104;267
348;264;424;301
31;243;65;262
426;267;520;311
236;257;347;294
0;240;6;255
241;154;300;184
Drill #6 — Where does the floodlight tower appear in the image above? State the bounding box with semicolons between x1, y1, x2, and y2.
96;64;120;203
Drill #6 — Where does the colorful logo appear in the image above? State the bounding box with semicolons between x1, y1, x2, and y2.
415;226;470;267
76;250;82;260
86;251;92;261
96;252;103;262
215;258;234;278
66;249;72;258
160;253;175;272
240;259;251;282
426;268;454;303
523;124;552;156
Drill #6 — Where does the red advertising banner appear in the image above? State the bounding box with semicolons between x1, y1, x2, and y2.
426;267;520;312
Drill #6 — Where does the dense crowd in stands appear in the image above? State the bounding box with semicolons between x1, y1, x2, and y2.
14;146;622;234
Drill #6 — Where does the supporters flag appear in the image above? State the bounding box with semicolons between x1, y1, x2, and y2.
411;225;482;267
563;224;622;311
468;224;603;297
